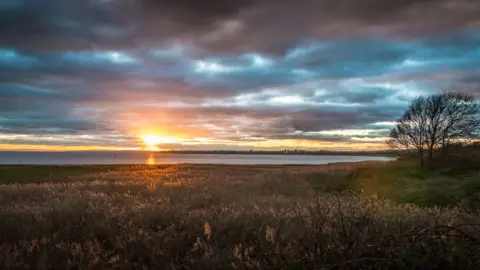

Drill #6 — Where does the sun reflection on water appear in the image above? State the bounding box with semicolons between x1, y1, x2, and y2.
147;154;156;165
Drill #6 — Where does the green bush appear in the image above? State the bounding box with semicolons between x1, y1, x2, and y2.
347;160;480;208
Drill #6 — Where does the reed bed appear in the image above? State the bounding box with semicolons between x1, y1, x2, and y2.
0;163;479;269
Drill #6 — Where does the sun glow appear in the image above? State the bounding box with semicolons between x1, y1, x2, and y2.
142;135;178;150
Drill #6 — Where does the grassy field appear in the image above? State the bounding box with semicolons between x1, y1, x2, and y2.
1;162;480;269
308;160;480;208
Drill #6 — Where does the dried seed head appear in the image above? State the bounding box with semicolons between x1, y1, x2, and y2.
265;226;276;244
204;222;212;241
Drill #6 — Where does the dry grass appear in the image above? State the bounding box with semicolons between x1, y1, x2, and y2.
1;163;479;269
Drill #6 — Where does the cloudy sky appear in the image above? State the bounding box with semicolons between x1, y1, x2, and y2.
1;0;480;151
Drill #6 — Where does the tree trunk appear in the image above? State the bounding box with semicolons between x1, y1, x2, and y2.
428;146;434;168
441;138;446;157
419;149;425;167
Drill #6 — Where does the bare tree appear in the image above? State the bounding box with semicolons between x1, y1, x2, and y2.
387;97;429;167
388;92;480;167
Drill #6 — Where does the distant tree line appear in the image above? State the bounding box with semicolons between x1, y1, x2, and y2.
387;92;480;168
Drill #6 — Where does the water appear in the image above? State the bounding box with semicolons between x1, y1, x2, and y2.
0;151;392;165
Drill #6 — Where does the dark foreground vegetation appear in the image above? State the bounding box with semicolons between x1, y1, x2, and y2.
1;159;480;269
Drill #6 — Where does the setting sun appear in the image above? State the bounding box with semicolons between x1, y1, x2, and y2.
142;135;179;150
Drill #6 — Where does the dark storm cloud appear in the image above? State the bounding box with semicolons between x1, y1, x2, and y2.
0;0;255;52
0;1;126;51
197;0;480;54
1;0;479;54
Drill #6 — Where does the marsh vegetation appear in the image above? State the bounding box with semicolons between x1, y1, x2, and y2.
1;162;479;269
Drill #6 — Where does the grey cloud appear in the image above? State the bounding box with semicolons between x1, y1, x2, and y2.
1;0;479;54
0;83;111;135
0;0;255;52
199;0;480;54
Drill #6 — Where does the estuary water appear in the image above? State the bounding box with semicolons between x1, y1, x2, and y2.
0;151;392;165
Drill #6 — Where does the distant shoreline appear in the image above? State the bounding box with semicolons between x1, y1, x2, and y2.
0;150;399;157
151;150;399;157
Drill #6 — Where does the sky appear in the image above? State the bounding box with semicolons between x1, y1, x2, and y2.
1;0;480;151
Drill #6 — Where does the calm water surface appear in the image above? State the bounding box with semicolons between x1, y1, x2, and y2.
0;151;392;165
